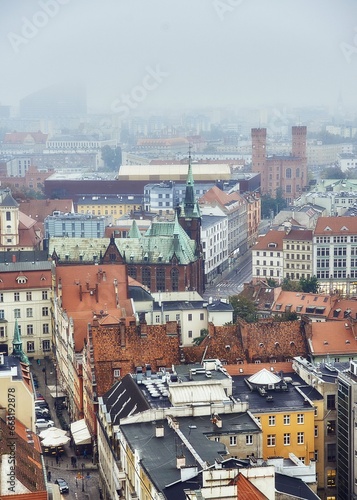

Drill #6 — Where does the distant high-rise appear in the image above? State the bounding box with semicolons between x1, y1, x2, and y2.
20;83;87;119
252;126;307;203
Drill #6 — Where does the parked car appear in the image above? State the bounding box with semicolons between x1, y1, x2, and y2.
55;478;69;494
35;419;54;431
35;400;49;409
35;410;51;421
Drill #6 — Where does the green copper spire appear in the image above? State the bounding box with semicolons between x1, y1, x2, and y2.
128;219;142;239
181;149;201;218
12;319;30;365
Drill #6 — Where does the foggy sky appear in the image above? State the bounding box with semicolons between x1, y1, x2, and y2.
1;0;357;114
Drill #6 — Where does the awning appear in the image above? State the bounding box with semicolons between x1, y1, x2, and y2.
70;419;91;445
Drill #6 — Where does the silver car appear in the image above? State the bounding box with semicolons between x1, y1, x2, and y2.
35;419;54;432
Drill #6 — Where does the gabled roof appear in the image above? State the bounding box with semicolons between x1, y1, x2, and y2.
314;216;357;235
200;185;245;212
253;230;285;251
308;321;357;356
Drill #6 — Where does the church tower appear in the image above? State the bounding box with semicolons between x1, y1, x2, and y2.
12;319;29;365
0;188;19;247
178;152;202;253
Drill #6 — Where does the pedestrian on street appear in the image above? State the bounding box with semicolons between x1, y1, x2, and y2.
47;470;51;482
76;478;78;488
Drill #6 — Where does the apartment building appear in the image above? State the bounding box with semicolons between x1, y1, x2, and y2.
313;216;357;295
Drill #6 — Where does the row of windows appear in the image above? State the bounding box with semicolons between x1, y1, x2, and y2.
0;323;50;337
27;340;51;352
285;244;310;250
128;267;180;291
268;414;305;426
0;307;49;319
154;313;205;323
255;251;281;257
267;432;305;446
1;291;48;302
215;435;254;446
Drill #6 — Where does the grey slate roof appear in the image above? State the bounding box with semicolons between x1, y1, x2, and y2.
102;375;150;425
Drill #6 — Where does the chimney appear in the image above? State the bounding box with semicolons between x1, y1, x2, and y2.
155;425;164;438
79;284;83;301
119;320;126;347
176;456;186;469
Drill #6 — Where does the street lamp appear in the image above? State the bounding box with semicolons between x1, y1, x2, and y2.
81;463;85;492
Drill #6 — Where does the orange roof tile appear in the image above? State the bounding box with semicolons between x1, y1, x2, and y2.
18;199;74;223
253;230;285;251
200;185;244;209
314;216;357;235
56;264;134;351
272;290;334;317
309;321;357;355
235;472;268;499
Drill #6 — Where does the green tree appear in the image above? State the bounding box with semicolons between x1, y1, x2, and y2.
101;145;122;170
320;166;346;179
299;276;319;294
275;311;299;322
229;295;257;323
266;278;278;288
281;278;302;292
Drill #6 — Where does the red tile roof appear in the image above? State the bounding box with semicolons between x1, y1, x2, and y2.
272;290;335;317
235;472;268;499
309;321;357;355
56;264;134;351
253;230;285;251
200;185;245;209
18;199;74;223
314;216;357;235
4;132;48;144
284;229;313;241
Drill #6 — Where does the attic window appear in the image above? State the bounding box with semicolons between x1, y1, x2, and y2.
16;275;27;284
341;226;349;231
315;307;326;314
265;303;271;309
333;308;341;317
306;306;315;313
268;242;277;248
259;342;264;348
324;226;332;231
275;304;282;311
313;296;318;302
323;297;328;303
296;305;303;313
301;295;305;300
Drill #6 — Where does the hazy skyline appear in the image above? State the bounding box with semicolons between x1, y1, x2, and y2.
1;0;357;115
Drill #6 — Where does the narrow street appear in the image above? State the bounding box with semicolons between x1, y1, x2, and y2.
203;250;252;301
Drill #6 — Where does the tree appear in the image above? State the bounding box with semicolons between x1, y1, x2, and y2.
229;295;257;323
275;311;299;322
299;276;319;294
281;278;302;292
101;145;122;170
320;166;346;179
266;278;278;288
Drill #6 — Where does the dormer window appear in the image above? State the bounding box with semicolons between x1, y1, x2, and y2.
16;275;27;284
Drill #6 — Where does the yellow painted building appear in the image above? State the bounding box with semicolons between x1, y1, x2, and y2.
77;195;143;221
254;408;316;463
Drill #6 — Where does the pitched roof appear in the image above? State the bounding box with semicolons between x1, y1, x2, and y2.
18;199;74;222
102;375;150;424
55;264;134;351
200;185;245;211
283;229;313;241
314;216;357;235
308;321;357;355
272;291;334;317
3;131;48;144
50;218;199;265
253;230;285;251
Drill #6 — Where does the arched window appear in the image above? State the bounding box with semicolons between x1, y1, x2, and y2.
156;267;165;292
286;168;292;179
142;267;151;289
171;268;179;291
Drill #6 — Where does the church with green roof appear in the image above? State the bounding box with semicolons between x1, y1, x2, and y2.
50;159;205;295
